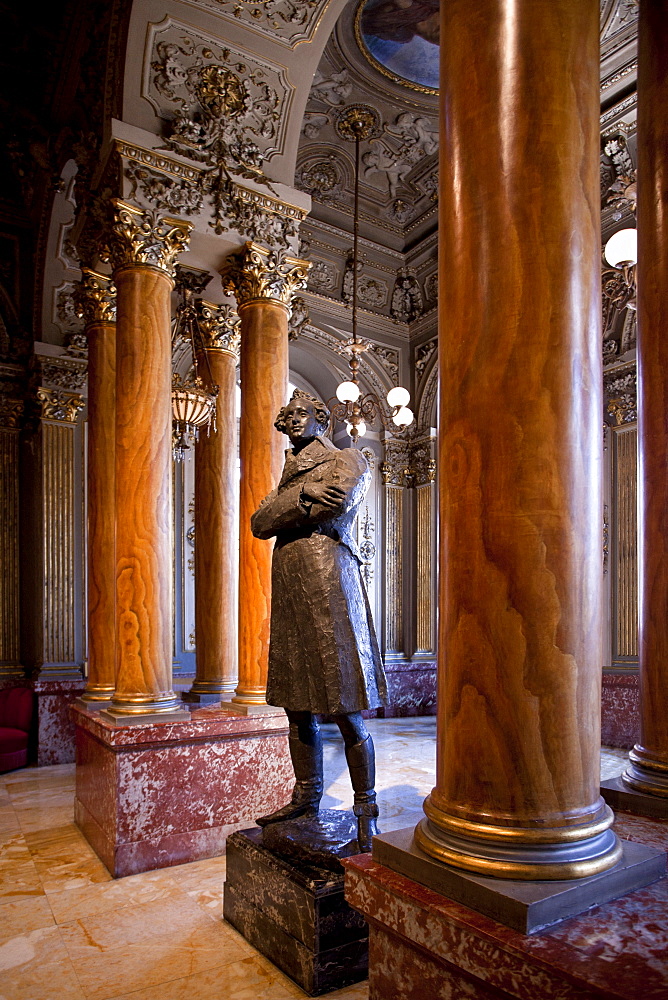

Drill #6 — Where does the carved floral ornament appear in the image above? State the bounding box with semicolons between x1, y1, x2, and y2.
122;144;303;249
104;200;193;278
0;397;24;429
220;242;310;310
149;29;286;172
206;0;327;44
196;301;241;357
36;387;85;423
73;269;117;326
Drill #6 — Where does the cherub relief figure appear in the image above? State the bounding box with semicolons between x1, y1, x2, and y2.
252;390;387;851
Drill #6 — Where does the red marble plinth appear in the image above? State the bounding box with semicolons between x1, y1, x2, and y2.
35;676;86;765
72;704;292;877
601;671;640;749
343;812;668;1000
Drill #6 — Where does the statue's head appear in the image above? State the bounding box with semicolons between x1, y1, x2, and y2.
275;389;330;446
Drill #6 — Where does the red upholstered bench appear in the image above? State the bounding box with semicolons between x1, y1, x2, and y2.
0;687;33;773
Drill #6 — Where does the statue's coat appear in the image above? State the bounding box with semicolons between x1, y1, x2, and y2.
251;435;386;714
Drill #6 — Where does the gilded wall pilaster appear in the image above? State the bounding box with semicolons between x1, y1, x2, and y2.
612;423;638;664
604;361;638;667
0;390;24;674
24;385;85;675
411;437;436;655
380;441;410;657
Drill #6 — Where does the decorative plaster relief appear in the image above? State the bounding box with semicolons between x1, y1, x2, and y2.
424;272;437;304
307;258;338;291
601;0;638;40
184;0;330;48
54;282;84;339
604;365;637;425
117;140;304;248
145;18;292;166
391;272;423;322
415;338;436;381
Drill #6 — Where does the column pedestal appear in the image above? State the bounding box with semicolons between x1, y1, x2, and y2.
73;704;292;876
344;811;668;1000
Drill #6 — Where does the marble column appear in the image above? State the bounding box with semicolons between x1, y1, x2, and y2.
622;0;668;804
75;269;117;704
184;302;240;704
220;243;309;706
103;200;192;721
416;0;621;879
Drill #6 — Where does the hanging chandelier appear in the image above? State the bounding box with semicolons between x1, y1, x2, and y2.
330;104;414;443
171;283;219;461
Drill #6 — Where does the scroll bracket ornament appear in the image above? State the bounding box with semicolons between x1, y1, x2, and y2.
196;301;241;358
74;269;117;327
219;241;310;312
105;199;193;279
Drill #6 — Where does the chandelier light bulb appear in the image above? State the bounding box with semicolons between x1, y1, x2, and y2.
336;380;361;403
604;228;637;268
386;385;410;408
392;406;414;428
346;420;367;438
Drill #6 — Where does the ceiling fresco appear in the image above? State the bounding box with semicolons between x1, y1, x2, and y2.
356;0;439;93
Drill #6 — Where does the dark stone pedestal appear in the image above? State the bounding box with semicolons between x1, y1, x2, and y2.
224;820;369;996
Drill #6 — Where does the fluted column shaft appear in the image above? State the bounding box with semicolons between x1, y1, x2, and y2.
623;0;668;798
416;0;621;879
221;243;309;705
76;271;116;703
186;303;240;701
105;201;192;718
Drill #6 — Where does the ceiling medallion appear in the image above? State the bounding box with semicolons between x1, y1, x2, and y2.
334;104;382;143
354;0;439;96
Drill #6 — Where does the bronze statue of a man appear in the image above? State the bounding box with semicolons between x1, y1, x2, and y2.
251;389;387;850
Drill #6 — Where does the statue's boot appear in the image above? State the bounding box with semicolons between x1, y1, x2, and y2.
256;723;323;827
346;733;380;852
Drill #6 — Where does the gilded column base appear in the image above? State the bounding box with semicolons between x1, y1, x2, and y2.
622;745;668;798
181;679;235;704
101;692;190;724
231;685;269;706
416;795;622;881
79;684;115;704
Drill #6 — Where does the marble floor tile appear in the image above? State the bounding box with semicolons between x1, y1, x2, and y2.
0;923;86;1000
165;854;227;921
0;833;46;906
14;804;75;834
0;897;55;942
58;890;252;1000
25;827;113;894
105;953;302;1000
47;869;180;925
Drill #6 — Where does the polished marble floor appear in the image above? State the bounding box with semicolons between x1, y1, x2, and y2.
0;717;629;1000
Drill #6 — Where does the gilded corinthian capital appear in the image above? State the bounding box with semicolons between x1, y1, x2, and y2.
219;242;310;311
74;269;117;326
106;199;193;278
36;387;85;423
196;301;241;358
